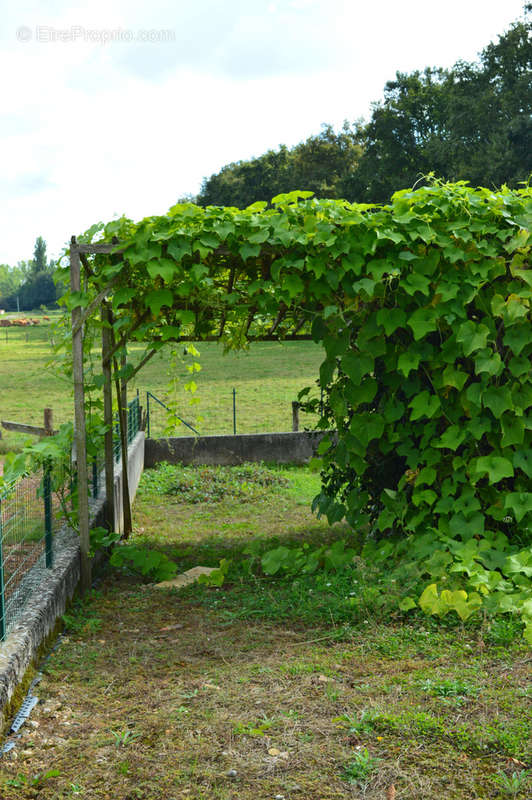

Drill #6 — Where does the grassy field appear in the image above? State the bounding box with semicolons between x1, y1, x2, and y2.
0;311;323;452
0;464;529;800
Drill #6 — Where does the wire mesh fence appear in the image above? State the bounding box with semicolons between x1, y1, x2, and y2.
0;396;143;640
112;396;142;462
0;318;61;347
127;395;142;445
145;388;321;438
0;468;56;639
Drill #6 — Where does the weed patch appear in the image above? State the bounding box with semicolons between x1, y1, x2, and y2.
139;461;290;504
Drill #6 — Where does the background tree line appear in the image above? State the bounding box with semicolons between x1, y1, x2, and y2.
0;237;63;312
197;5;531;207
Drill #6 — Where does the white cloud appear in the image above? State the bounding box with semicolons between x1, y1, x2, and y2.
0;0;526;264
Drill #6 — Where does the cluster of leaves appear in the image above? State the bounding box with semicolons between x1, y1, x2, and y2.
0;409;109;533
305;182;532;640
243;538;356;578
109;544;178;582
1;422;74;486
0;422;80;531
67;180;531;638
140;461;289;504
361;534;530;640
89;526;121;557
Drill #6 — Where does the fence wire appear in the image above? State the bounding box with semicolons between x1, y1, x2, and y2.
0;472;50;638
0;396;142;640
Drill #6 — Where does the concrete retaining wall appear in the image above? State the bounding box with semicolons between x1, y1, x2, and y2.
112;432;145;533
145;430;331;467
0;432;145;722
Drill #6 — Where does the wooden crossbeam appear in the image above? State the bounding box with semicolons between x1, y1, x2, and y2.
2;408;56;438
1;421;53;437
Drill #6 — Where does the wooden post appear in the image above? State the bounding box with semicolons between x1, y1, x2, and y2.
43;408;53;435
102;302;115;531
119;348;132;537
292;401;300;432
70;237;91;593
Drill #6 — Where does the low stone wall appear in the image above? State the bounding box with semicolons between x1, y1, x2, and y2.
145;430;331;467
0;431;145;722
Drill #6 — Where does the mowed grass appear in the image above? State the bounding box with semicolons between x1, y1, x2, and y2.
0;310;323;451
1;464;530;800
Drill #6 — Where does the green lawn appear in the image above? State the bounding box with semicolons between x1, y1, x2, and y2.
0;311;323;452
0;313;322;452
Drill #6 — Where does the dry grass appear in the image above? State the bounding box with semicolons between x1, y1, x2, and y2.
0;467;530;799
1;593;530;800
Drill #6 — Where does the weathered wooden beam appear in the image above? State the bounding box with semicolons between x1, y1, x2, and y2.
292;401;300;432
43;408;54;435
70;237;91;594
109;317;132;539
71;275;122;338
102;302;115;531
1;421;54;437
77;243;124;254
120;350;131;538
139;333;313;347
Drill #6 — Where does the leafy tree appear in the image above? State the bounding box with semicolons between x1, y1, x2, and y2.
341;6;532;201
0;263;25;300
1;238;62;310
198;124;362;207
198;6;531;207
31;236;48;274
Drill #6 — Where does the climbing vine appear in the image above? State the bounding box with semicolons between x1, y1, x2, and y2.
11;181;532;637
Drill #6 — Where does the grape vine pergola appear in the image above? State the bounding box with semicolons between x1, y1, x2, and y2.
68;185;532;605
68;192;320;591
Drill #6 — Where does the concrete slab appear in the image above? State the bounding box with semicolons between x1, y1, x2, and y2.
155;566;217;589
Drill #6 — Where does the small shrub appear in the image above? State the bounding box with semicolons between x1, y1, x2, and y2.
109;544;178;582
341;747;380;786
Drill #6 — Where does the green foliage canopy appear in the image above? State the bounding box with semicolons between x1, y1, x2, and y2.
60;180;532;637
345;9;532;202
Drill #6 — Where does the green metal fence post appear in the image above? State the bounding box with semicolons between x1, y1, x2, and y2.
92;457;98;498
44;460;53;568
147;392;150;438
0;495;6;641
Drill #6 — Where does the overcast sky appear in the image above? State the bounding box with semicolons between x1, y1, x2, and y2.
0;0;527;265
